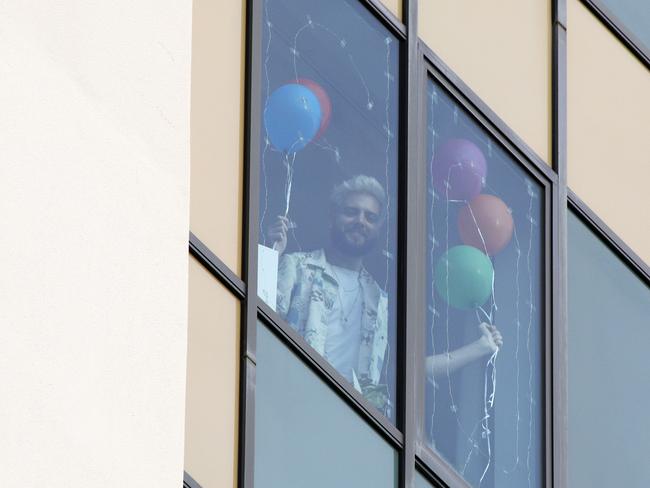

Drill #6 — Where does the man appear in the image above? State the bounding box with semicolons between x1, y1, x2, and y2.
268;175;502;413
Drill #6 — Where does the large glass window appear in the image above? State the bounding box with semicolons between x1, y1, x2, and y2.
254;322;398;488
423;78;545;487
255;0;400;420
568;212;650;487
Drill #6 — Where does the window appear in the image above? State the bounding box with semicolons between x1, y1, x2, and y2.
254;321;398;488
423;77;546;487
568;211;650;487
255;0;400;421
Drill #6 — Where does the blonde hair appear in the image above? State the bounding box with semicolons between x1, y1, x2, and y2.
330;175;386;218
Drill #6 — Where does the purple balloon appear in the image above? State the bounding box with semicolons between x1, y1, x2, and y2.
431;138;487;201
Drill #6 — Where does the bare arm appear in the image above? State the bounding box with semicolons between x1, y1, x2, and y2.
426;323;503;382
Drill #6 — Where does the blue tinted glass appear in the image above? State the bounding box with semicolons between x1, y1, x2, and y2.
568;212;650;487
256;0;399;422
598;0;650;52
424;79;545;487
255;323;398;488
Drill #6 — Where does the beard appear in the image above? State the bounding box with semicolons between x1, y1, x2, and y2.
330;224;379;257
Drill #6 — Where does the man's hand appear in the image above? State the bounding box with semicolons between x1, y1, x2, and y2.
268;215;289;255
477;322;503;355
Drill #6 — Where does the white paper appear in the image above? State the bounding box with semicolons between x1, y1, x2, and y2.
257;244;279;311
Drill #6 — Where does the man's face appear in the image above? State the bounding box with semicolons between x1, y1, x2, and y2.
330;192;383;257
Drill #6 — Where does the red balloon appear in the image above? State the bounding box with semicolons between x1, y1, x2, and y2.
296;78;331;140
458;194;514;255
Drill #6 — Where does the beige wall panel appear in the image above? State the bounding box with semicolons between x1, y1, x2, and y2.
190;0;245;275
185;257;239;488
382;0;402;21
568;0;650;264
419;0;552;163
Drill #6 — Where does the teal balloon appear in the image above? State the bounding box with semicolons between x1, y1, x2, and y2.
434;245;494;310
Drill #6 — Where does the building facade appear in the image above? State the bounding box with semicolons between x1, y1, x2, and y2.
185;0;650;487
3;0;648;487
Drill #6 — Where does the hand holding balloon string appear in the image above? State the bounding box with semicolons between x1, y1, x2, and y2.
264;81;330;252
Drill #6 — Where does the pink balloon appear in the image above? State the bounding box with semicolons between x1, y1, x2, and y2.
458;194;514;255
432;139;487;201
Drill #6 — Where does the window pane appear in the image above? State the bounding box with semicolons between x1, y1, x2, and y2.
254;322;398;488
255;0;400;421
568;212;650;487
597;0;650;52
424;78;545;487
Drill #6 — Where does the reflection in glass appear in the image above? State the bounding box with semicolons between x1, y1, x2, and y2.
256;0;399;421
424;79;544;487
255;322;398;488
568;213;650;487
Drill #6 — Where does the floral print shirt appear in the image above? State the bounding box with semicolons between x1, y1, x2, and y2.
276;249;389;411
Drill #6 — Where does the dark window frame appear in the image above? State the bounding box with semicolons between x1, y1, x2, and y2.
182;0;648;487
241;0;410;486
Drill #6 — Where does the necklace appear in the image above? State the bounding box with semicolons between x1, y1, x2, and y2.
330;266;363;325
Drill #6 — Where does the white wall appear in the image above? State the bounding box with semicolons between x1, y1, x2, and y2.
0;2;191;487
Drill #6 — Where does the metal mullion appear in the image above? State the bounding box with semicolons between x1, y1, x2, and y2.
240;1;264;488
257;302;404;448
400;0;421;486
552;0;569;485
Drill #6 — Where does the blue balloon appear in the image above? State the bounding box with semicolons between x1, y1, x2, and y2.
264;84;322;152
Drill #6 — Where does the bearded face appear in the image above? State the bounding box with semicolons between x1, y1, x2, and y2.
330;192;383;257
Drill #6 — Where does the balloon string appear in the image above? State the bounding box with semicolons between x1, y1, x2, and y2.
466;205;498;321
503;224;523;474
525;185;535;488
479;349;498;486
260;0;273;246
428;85;438;443
283;152;297;218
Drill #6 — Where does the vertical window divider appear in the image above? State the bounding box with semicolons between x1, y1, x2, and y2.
552;0;568;486
401;1;421;487
241;0;264;487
